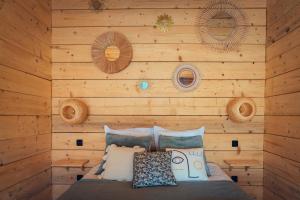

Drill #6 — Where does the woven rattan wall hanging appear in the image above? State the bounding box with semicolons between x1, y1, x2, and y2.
91;32;133;74
199;0;248;52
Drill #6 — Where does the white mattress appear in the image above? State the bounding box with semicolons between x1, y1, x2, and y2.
83;162;231;181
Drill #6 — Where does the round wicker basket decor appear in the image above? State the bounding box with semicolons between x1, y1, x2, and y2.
227;97;256;123
91;32;133;74
59;99;88;125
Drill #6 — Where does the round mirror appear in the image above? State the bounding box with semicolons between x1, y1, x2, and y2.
173;64;200;91
207;11;236;41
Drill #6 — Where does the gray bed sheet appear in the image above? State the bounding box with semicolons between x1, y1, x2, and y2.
58;179;254;200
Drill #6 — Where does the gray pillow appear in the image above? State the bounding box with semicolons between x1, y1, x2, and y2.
158;135;203;150
132;151;177;188
158;135;211;177
106;133;153;151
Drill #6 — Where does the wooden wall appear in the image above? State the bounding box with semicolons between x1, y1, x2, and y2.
264;1;300;200
51;0;266;199
0;0;52;199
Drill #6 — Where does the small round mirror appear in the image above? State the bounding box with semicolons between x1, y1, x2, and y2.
207;11;236;41
173;64;200;91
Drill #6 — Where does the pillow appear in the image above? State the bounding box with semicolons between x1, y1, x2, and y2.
153;126;205;148
132;151;177;188
101;145;145;181
166;148;208;181
154;126;211;176
106;133;153;151
104;125;154;137
158;135;203;150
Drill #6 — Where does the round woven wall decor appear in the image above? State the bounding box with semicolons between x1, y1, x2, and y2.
227;97;256;123
59;99;88;125
91;32;133;74
199;0;248;52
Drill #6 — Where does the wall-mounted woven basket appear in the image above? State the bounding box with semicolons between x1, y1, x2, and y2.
59;99;88;125
227;97;256;123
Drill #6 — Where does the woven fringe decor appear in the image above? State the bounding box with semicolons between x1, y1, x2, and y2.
227;97;256;123
59;99;88;125
91;32;133;74
199;0;248;52
156;14;174;32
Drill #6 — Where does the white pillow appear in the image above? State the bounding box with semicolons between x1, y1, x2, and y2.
153;126;205;149
104;125;154;137
101;145;145;181
167;148;208;181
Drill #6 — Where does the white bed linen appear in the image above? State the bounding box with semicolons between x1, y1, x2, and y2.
83;162;231;181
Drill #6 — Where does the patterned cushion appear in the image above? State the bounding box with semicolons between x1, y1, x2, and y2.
166;148;208;181
132;151;177;188
158;135;203;150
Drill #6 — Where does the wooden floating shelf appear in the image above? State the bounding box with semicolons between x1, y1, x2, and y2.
224;159;259;170
52;159;89;168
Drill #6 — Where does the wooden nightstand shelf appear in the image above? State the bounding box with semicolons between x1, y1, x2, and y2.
224;159;259;171
52;159;89;169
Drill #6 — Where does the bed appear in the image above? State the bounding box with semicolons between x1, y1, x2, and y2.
57;163;253;200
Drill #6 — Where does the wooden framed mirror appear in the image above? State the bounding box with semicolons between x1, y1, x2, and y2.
173;64;201;91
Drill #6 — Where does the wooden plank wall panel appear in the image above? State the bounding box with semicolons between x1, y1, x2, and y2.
0;0;52;200
264;1;300;200
51;1;266;199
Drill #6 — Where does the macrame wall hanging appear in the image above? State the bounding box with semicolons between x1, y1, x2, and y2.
91;32;133;74
156;14;174;32
199;0;248;52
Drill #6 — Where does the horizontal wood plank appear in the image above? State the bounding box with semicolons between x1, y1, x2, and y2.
52;62;265;80
52;133;263;151
52;26;266;45
0;65;51;97
52;9;266;27
0;90;51;115
52;115;264;133
0;151;51;191
52;167;91;185
0;115;51;140
52;44;265;62
0;19;50;61
52;80;265;98
264;151;300;187
265;92;300;115
0;40;51;80
267;4;300;45
264;134;300;162
266;68;300;97
267;27;300;61
266;45;300;79
223;169;263;186
264;169;300;200
0;134;51;165
52;97;264;116
52;0;266;9
241;186;263;200
0;169;51;200
265;116;300;138
0;0;51;43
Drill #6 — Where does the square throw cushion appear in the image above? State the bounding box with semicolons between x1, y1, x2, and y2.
104;125;154;137
158;135;203;150
153;126;205;148
154;126;211;176
166;148;208;181
101;145;145;181
106;133;153;151
132;151;177;188
104;125;155;150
